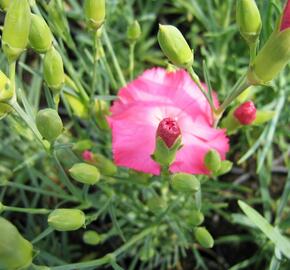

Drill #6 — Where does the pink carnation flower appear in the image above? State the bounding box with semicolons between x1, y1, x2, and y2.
108;68;229;175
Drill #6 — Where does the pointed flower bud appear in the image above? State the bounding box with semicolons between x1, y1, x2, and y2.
0;217;33;269
127;20;141;43
48;208;86;231
188;210;204;227
234;101;257;125
156;117;181;148
43;47;65;91
2;0;31;62
69;163;100;185
0;70;13;102
171;173;200;193
194;227;214;248
236;0;262;44
158;24;193;68
204;149;222;173
29;14;53;54
84;0;106;30
248;0;290;84
36;108;63;141
83;230;102;245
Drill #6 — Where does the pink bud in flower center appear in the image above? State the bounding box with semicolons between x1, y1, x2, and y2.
280;0;290;31
234;101;257;125
82;150;93;161
156;117;181;147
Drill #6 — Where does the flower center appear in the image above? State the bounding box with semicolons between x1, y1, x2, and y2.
156;117;181;147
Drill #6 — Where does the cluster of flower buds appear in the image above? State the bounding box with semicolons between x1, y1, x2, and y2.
0;217;33;269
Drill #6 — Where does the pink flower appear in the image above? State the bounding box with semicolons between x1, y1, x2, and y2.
280;0;290;31
82;150;93;161
108;68;229;175
234;101;257;125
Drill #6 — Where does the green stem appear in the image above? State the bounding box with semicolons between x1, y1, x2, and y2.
249;40;258;64
50;226;155;270
3;205;51;215
103;29;127;87
129;42;136;81
91;31;98;99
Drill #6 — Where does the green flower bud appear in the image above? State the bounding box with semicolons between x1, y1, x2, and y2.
29;14;53;54
147;196;167;214
0;103;13;119
0;0;9;11
171;173;200;193
84;0;106;30
204;149;221;173
194;227;214;248
36;108;63;142
158;24;193;68
43;46;65;91
48;208;86;231
140;247;155;262
0;70;13;102
73;139;93;152
127;20;141;43
188;210;204;227
236;0;262;44
2;0;31;62
83;230;102;245
215;160;233;176
0;217;33;270
64;93;88;119
94;99;109;130
93;153;117;176
69;163;100;185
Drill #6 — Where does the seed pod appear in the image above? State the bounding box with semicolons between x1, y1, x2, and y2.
69;163;100;185
158;24;193;68
48;208;86;231
236;0;262;44
43;46;65;91
29;14;53;54
2;0;31;62
194;227;214;248
188;210;204;227
171;173;200;193
0;217;33;270
0;0;9;11
83;230;102;245
0;70;13;102
204;149;221;173
84;0;106;30
36;108;63;141
127;20;141;43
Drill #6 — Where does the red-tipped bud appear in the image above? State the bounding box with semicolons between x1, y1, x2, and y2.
280;0;290;31
82;150;93;161
234;101;257;125
156;117;181;148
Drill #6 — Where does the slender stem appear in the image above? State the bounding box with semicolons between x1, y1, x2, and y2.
103;28;127;87
32;227;54;244
91;31;98;99
3;205;51;215
129;42;136;81
249;40;258;64
187;67;216;112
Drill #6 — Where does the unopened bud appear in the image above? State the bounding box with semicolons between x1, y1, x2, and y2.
158;24;193;68
95;99;109;130
73;139;93;152
0;217;33;269
204;149;221;173
94;153;117;176
147;196;167;214
84;0;106;30
69;163;100;185
188;210;204;227
194;227;214;248
171;173;200;193
0;70;13;102
0;0;9;11
2;0;31;62
83;230;102;245
248;1;290;84
43;47;65;91
64;93;88;119
234;101;256;125
156;117;181;148
48;208;86;231
236;0;262;44
127;20;141;43
82;150;93;161
29;14;53;54
36;108;63;141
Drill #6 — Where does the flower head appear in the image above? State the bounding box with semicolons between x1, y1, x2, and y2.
108;68;229;175
234;101;257;125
